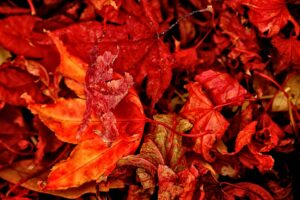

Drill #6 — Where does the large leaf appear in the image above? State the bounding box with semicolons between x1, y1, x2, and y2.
180;82;229;161
29;88;145;189
272;35;300;73
28;89;143;144
0;15;59;71
52;0;174;106
239;0;299;37
45;134;141;190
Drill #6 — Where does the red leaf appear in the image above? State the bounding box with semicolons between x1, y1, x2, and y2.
29;87;145;189
239;149;274;173
219;11;261;65
177;166;199;200
0;106;28;168
53;0;174;106
0;16;59;72
181;82;229;136
180;82;229;160
223;182;274;200
0;67;47;106
239;0;299;37
272;35;300;73
28;88;143;144
235;121;258;153
33;118;63;165
250;114;285;153
195;70;247;106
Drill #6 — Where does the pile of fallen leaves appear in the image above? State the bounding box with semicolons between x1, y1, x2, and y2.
0;0;300;199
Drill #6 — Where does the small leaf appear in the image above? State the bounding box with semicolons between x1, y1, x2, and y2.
235;121;257;152
196;70;247;106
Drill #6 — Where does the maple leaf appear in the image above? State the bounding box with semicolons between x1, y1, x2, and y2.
195;70;247;106
0;66;47;106
272;35;300;74
180;82;229;160
238;0;299;37
0;15;59;71
45;135;141;190
29;88;144;189
52;0;174;106
219;11;262;68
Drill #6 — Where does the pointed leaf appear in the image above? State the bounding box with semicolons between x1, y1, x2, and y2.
53;0;174;106
272;35;300;73
240;0;299;37
28;89;144;144
180;82;229;138
45;135;141;190
235;121;257;152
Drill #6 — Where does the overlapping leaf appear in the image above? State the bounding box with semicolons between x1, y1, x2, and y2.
118;114;193;198
29;88;145;189
0;66;47;106
272;35;300;73
52;0;173;106
180;82;229;160
0;15;59;71
195;70;247;106
237;0;299;37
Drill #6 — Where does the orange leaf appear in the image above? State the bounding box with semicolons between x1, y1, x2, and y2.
45;135;141;190
28;98;96;144
28;89;144;144
48;32;87;84
29;89;144;189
